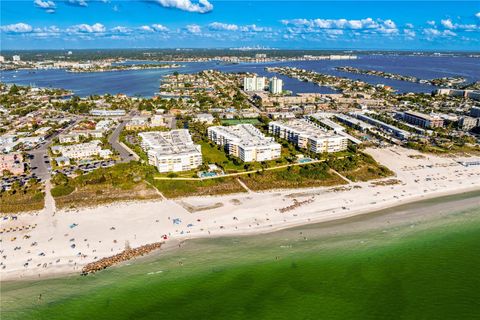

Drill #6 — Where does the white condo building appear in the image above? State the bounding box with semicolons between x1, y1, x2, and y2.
12;55;21;62
269;77;283;94
90;109;126;117
139;130;202;173
269;119;348;153
208;124;281;162
243;76;267;91
52;140;112;159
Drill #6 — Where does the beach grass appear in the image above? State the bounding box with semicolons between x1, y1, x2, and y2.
2;199;479;320
0;183;45;214
150;176;246;198
51;162;161;209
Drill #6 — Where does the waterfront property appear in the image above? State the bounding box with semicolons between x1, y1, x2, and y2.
243;76;267;91
139;130;202;173
401;110;444;128
269;119;348;153
208;124;281;162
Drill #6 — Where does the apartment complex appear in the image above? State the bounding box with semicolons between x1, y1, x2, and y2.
139;130;202;173
353;112;411;140
269;119;348;153
243;76;267;91
401;111;444;128
269;77;283;94
458;116;479;131
51;140;112;160
208;124;281;162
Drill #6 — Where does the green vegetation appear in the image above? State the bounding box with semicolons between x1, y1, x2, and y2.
220;118;261;126
0;179;45;214
50;163;160;209
150;177;245;198
239;162;345;190
328;152;393;182
406;137;480;156
2;197;480;320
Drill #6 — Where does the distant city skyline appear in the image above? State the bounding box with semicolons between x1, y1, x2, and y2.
1;1;479;50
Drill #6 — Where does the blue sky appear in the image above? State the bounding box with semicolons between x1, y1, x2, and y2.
1;1;479;50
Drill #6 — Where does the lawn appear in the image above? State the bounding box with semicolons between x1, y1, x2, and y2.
220;118;261;126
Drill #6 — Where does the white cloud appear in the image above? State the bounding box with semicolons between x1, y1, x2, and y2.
423;28;457;38
476;12;480;19
209;22;239;31
427;20;436;26
281;18;396;31
67;0;88;7
111;26;131;34
186;24;201;33
441;19;454;29
139;24;169;32
152;0;213;13
208;22;271;33
67;23;105;33
405;23;414;29
403;29;416;38
34;0;56;13
443;30;457;37
240;24;272;32
0;23;33;33
440;19;477;31
139;25;154;32
152;24;168;32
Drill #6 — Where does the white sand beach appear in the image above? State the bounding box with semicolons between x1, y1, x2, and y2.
1;146;480;281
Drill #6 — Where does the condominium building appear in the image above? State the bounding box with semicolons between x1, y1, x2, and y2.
269;119;348;153
458;116;479;131
269;77;283;94
52;140;111;159
243;76;267;91
193;113;215;124
402;111;444;128
335;113;373;132
12;55;21;62
125;117;150;131
95;120;113;132
208;124;281;162
353;112;411;140
90;109;126;117
139;130;202;173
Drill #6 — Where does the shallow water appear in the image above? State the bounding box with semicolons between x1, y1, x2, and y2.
2;191;480;320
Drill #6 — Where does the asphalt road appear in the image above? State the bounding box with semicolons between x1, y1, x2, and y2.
108;122;137;163
29;118;80;181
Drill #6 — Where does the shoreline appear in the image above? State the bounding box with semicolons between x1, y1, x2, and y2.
1;146;480;282
3;187;479;284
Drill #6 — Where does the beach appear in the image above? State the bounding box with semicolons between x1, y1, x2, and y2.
1;146;480;281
